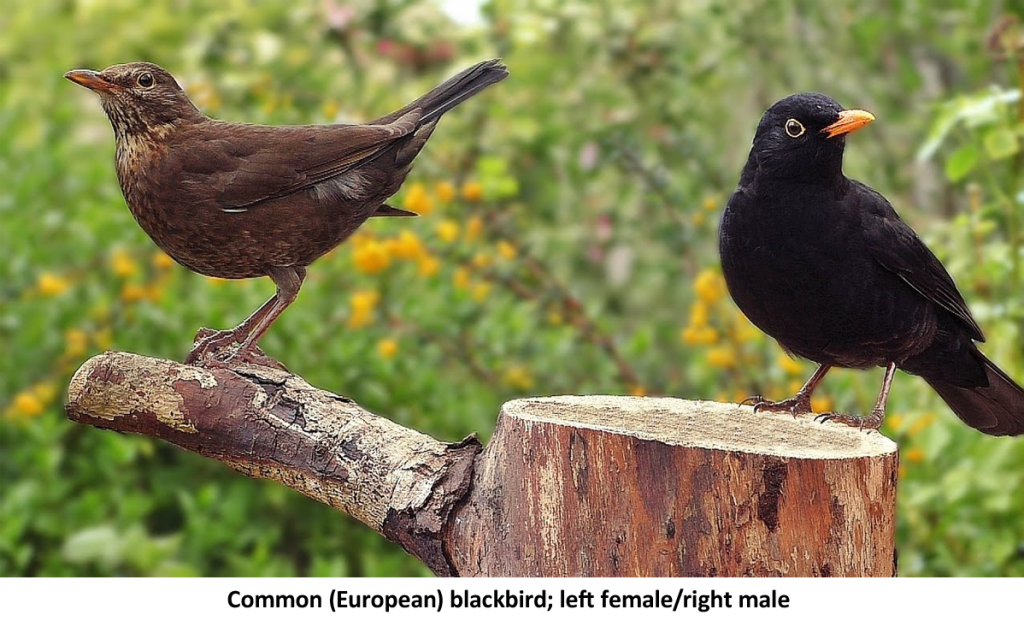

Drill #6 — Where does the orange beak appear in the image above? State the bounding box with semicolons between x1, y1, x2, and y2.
821;109;875;138
65;69;117;93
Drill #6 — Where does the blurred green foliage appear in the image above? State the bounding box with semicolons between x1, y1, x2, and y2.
2;0;1024;577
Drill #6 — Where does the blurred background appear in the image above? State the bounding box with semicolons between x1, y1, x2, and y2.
2;0;1024;577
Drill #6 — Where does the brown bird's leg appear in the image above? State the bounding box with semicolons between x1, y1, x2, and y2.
186;266;305;367
815;362;897;431
744;364;831;416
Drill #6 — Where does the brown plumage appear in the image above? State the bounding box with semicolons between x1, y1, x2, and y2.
66;60;508;365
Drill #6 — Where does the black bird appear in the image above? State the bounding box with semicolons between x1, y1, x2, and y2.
720;92;1024;435
66;60;507;366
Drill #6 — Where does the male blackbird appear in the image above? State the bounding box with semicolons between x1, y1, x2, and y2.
66;60;507;365
720;92;1024;435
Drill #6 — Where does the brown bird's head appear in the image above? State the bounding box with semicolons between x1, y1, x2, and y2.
65;62;203;138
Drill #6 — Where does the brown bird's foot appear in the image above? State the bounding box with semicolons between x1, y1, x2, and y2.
742;394;813;417
814;410;884;431
186;328;286;371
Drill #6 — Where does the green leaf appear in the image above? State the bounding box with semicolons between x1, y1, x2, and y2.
983;128;1020;160
944;144;978;182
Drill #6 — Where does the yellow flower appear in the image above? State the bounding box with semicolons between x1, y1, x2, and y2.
778;354;803;376
547;309;564;326
94;328;113;349
65;329;88;357
694;269;726;304
472;252;492;269
33;382;57;405
351;232;377;248
715;391;730;403
692;212;706;228
681;325;718;346
497;240;517;260
462;181;483;202
731;312;760;343
417;255;440;278
152;251;176;271
436;220;460;243
503;364;534;390
811;395;833;414
908;413;936;437
465;216;484;242
121;284;147;302
145;283;163;302
12;391;44;417
37;272;70;296
905;446;925;463
435;181;456;203
322;99;339;120
352;240;391;274
350;289;380;312
111;250;138;278
886;413;905;432
629;384;647;397
385;230;425;260
453;266;471;289
471;281;492;301
706;346;736;369
689;301;709;328
403;183;434;215
787;380;803;395
348;309;372;329
377;338;398;359
702;195;720;212
206;277;227;286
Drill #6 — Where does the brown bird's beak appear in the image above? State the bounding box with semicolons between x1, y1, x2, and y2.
822;109;875;138
65;69;117;93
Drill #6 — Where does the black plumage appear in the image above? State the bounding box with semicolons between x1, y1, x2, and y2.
720;92;1024;435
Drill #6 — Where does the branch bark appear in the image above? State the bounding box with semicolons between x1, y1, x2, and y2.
66;351;899;577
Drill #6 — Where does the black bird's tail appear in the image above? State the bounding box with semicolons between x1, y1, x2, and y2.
922;352;1024;436
372;59;508;127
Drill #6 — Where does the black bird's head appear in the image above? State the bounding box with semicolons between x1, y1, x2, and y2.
747;93;874;183
65;62;203;138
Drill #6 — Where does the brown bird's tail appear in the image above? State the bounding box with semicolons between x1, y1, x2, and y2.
923;352;1024;436
373;59;509;127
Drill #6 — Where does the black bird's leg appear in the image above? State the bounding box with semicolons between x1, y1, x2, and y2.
744;364;831;416
815;362;897;431
186;266;306;368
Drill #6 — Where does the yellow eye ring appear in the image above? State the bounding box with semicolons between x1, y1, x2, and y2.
785;118;805;138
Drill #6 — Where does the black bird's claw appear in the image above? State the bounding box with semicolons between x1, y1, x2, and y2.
740;395;766;407
745;395;813;417
814;410;884;432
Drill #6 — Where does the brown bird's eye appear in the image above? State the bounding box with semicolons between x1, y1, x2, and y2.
785;118;805;138
137;72;154;89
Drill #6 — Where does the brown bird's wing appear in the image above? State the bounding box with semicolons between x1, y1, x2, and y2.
174;111;421;210
854;180;985;342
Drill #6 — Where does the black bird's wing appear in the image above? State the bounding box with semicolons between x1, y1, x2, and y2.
174;112;421;211
854;181;985;342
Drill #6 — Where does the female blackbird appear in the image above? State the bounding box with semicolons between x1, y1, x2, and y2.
720;92;1024;435
66;60;507;366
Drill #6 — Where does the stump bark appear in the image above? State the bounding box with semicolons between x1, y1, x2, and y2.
66;351;898;577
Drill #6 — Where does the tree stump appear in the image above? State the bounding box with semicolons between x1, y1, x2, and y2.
66;351;898;577
449;396;897;576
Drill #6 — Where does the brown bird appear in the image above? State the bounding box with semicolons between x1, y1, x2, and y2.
66;60;508;366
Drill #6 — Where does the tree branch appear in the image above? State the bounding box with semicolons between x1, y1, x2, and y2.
65;351;479;576
66;349;900;577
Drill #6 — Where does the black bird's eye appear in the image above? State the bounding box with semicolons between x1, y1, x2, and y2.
784;118;805;138
137;72;154;89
